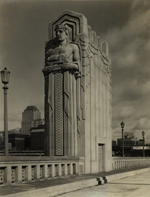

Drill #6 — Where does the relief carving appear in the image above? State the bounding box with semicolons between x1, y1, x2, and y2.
43;24;80;74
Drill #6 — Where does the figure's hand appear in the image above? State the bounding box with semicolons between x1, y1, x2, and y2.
62;63;79;71
47;55;59;62
58;55;68;63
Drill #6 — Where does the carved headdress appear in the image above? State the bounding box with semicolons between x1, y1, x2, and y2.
54;23;69;35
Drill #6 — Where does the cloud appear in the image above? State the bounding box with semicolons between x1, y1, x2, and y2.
101;0;150;141
131;0;150;15
133;116;150;130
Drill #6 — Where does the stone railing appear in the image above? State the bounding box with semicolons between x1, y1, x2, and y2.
0;156;84;185
1;156;150;186
112;157;150;170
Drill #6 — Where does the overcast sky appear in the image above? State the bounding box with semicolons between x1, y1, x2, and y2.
0;0;150;143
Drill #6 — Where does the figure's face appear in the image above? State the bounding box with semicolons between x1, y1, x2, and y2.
55;29;67;41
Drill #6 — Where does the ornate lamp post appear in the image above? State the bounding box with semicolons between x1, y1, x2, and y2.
142;131;145;157
0;67;10;156
120;121;125;157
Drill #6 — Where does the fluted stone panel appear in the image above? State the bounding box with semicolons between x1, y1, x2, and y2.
55;73;63;156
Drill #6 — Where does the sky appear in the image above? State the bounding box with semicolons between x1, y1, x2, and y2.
0;0;150;143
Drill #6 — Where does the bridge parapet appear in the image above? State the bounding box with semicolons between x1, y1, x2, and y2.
112;157;150;170
0;156;84;185
0;157;149;186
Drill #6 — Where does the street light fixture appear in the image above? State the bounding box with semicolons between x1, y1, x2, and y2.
120;121;125;157
142;131;145;157
0;67;10;156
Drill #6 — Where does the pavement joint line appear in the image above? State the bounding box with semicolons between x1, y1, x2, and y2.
0;167;150;197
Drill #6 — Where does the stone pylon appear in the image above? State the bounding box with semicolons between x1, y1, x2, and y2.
43;10;112;174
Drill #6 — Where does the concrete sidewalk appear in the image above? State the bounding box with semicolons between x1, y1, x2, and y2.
0;166;150;197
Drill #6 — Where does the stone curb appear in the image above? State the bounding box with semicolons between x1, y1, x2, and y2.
104;167;150;183
1;167;150;197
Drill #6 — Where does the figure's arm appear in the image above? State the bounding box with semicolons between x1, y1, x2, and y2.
72;44;80;62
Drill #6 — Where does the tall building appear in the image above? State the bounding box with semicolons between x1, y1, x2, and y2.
21;106;41;134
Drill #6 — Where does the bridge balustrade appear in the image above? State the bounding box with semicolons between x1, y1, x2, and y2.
0;159;78;185
112;157;150;170
1;157;150;186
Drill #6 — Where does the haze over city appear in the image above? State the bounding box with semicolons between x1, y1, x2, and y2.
0;0;150;143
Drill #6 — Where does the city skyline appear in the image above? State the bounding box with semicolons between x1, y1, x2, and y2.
0;0;150;143
0;104;146;142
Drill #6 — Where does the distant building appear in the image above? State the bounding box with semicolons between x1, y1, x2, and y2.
112;140;116;146
117;132;139;147
0;132;4;142
30;124;44;150
115;134;150;157
137;139;144;146
21;106;41;134
8;128;21;134
117;138;137;147
8;133;30;150
0;132;4;150
31;119;44;128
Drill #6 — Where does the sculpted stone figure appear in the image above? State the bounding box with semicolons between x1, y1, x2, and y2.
45;24;80;72
43;22;81;157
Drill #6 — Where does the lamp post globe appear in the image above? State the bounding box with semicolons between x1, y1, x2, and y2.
120;121;125;129
0;67;10;156
0;67;10;84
